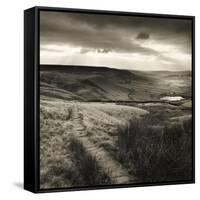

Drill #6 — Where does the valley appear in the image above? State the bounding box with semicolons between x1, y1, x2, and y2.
40;65;192;189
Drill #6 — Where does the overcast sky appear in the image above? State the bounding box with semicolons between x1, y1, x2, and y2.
40;11;192;71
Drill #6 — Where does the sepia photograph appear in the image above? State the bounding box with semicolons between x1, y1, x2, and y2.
39;10;193;189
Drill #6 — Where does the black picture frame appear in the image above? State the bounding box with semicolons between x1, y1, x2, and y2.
24;6;195;193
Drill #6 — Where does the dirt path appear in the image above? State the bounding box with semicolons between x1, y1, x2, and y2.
68;103;136;184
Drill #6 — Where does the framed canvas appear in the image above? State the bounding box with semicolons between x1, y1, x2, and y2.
24;6;195;193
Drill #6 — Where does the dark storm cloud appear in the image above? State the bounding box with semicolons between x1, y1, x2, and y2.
40;12;156;55
136;32;150;40
40;11;192;63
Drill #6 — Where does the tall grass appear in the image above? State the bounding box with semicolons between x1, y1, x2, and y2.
69;138;113;186
40;164;82;188
116;118;192;182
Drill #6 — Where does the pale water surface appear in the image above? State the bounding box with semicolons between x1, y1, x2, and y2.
160;96;184;101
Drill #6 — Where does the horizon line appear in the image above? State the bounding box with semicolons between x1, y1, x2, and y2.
40;64;192;72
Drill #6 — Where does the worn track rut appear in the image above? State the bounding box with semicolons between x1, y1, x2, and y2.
68;103;136;184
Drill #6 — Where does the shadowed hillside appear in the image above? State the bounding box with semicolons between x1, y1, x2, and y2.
40;65;191;102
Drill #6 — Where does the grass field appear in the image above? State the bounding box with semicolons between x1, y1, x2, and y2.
40;65;192;189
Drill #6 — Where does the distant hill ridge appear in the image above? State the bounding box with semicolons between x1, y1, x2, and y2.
40;64;191;101
40;64;140;81
40;64;126;72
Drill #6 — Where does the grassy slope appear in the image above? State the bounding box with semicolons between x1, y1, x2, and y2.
39;65;192;188
40;65;191;101
40;98;148;188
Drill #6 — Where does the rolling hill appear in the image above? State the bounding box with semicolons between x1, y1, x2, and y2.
40;65;191;102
